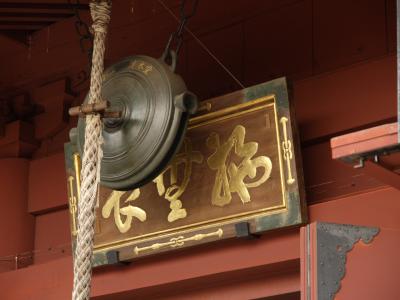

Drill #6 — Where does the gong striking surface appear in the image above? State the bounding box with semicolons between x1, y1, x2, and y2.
76;55;197;190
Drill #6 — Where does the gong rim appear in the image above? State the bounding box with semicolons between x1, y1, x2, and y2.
77;55;191;191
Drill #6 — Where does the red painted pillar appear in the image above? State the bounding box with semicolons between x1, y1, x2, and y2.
0;158;35;272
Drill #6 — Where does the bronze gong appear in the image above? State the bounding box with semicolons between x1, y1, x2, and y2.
73;52;198;191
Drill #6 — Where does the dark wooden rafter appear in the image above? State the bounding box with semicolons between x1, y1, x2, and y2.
0;2;88;10
0;1;89;44
0;21;53;28
0;12;72;21
0;31;33;44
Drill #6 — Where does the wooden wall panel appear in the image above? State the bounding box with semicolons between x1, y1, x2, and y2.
108;0;180;30
0;121;38;158
0;230;300;299
337;228;400;300
105;7;177;63
293;55;396;142
32;79;72;140
28;152;68;214
34;123;74;157
243;0;313;86
188;0;300;35
0;0;395;101
0;35;26;61
186;24;244;100
0;37;85;94
0;158;34;272
105;266;300;300
93;229;300;298
302;141;383;203
31;22;77;55
309;187;400;228
313;0;388;74
33;209;71;264
386;0;397;53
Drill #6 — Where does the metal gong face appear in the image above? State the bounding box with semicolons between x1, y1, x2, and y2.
77;55;197;191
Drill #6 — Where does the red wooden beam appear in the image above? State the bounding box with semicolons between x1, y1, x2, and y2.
330;122;400;190
363;161;400;191
0;230;300;299
331;122;398;160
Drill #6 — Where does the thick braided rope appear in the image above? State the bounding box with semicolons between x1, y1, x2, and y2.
72;1;111;300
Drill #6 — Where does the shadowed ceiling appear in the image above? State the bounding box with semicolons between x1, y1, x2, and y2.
0;1;88;44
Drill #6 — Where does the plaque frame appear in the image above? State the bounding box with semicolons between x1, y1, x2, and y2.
64;77;307;265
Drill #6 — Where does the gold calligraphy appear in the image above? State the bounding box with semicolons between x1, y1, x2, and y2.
154;139;203;222
102;189;146;233
207;125;272;207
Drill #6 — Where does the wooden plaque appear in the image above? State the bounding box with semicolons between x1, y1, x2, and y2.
64;77;306;265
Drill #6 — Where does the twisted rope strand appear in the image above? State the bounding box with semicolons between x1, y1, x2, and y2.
72;1;111;300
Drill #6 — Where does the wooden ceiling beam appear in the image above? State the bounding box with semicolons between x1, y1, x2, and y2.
0;2;85;45
0;20;53;27
0;31;32;44
0;16;67;22
0;24;44;30
0;2;88;10
0;8;74;14
0;11;72;19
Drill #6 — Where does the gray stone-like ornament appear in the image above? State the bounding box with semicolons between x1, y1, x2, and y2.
317;222;380;300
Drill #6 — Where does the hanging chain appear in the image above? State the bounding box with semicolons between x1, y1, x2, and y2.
163;0;199;59
68;0;94;72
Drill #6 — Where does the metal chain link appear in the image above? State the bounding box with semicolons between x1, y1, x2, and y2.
163;0;199;60
68;0;94;72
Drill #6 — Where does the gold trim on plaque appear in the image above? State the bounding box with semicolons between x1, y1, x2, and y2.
95;206;287;253
189;95;275;129
133;228;223;255
198;102;212;113
273;102;287;210
73;153;81;201
280;117;295;185
68;176;78;236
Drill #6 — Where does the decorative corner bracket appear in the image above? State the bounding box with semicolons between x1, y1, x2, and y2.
316;222;380;300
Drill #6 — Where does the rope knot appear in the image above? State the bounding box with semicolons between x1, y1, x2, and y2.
90;1;112;34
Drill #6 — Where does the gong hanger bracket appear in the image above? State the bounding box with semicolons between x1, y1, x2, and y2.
69;100;122;119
